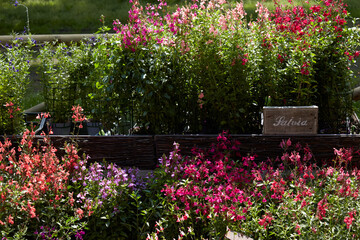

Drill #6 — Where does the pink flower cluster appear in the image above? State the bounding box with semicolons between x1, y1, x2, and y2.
161;132;257;225
5;102;20;119
72;105;87;129
113;0;167;51
157;132;360;237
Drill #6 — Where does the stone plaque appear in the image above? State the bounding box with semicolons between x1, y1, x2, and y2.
263;106;318;135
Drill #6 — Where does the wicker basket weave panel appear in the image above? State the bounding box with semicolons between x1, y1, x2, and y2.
5;134;360;169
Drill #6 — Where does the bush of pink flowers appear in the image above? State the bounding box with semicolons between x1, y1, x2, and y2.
148;132;360;239
109;0;360;134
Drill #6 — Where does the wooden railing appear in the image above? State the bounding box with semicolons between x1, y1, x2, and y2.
0;33;115;44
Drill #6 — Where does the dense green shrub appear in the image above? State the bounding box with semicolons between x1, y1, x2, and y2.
115;0;359;133
21;0;360;134
38;40;95;123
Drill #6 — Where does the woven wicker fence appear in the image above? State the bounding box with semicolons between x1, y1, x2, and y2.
5;134;360;169
155;135;360;166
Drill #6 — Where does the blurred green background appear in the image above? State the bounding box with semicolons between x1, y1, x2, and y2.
0;0;359;35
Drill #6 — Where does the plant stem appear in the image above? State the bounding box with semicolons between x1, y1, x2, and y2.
19;3;30;34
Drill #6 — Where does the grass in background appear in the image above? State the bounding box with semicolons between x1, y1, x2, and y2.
23;86;44;110
346;0;360;17
0;0;359;35
0;0;131;35
241;0;359;22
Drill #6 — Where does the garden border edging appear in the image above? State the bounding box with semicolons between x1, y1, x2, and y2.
5;134;360;169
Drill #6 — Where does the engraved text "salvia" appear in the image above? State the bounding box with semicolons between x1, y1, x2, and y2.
273;116;308;127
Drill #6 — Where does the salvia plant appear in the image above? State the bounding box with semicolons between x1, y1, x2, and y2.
0;106;159;239
23;0;359;135
0;122;85;238
148;132;360;239
1;106;360;239
109;0;360;134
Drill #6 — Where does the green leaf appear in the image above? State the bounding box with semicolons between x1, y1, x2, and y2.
96;81;103;89
164;93;170;99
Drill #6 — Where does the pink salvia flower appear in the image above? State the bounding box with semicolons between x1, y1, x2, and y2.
344;211;356;229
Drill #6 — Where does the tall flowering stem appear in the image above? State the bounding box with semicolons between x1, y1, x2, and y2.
71;105;87;136
13;0;30;34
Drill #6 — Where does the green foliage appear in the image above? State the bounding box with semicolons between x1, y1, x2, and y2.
1;0;359;135
38;38;110;124
107;0;360;133
34;0;360;134
0;38;33;135
109;47;201;134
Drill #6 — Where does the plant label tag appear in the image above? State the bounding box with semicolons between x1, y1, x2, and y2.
263;106;318;135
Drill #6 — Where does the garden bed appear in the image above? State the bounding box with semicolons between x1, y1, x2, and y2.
2;131;360;239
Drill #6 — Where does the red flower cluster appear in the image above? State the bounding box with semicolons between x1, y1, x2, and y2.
0;123;83;231
72;105;87;129
158;131;360;237
344;210;356;229
258;213;274;230
161;132;255;224
5;101;21;119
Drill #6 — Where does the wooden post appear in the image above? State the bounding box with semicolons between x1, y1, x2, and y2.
0;34;115;44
